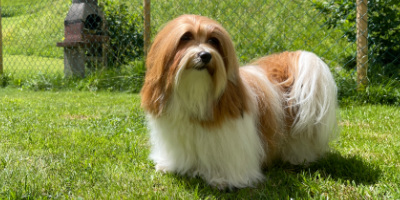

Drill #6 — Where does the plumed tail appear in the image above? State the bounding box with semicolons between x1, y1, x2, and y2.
282;51;338;164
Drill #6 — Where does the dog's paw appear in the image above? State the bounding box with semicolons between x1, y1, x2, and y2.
155;164;168;173
214;183;229;191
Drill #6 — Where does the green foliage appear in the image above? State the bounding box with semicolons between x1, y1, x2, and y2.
21;73;63;91
362;81;400;106
335;69;400;106
312;0;400;79
151;1;353;67
2;0;399;107
11;61;145;93
0;73;11;87
80;61;145;92
100;0;144;68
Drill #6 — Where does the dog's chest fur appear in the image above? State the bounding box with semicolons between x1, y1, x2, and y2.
147;109;266;188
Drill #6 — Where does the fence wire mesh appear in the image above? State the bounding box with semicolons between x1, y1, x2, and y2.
1;0;399;85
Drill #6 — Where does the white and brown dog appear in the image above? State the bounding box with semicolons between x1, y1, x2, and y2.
141;15;337;189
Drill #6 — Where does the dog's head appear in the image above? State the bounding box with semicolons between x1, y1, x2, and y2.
141;15;247;123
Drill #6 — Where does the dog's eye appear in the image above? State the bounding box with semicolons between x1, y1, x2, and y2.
180;33;193;41
207;37;220;47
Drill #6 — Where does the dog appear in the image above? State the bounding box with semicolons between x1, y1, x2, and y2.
141;15;337;189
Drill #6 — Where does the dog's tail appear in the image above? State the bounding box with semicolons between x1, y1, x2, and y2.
282;51;338;164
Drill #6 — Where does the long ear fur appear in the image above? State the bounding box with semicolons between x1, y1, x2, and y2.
140;17;186;116
141;15;248;120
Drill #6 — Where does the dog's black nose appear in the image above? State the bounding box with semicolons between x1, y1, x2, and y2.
199;52;212;64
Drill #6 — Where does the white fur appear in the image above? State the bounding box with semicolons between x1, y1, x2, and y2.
148;113;265;189
239;54;337;165
175;45;227;100
148;65;265;189
240;65;286;131
146;50;337;189
174;69;214;120
280;51;338;164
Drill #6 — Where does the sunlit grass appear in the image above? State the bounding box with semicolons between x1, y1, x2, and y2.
0;88;399;199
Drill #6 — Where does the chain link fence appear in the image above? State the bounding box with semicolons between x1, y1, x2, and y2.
1;0;144;78
151;1;355;66
1;0;399;87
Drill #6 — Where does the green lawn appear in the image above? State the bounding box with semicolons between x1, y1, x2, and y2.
2;0;67;59
3;55;63;78
2;0;68;79
0;88;399;199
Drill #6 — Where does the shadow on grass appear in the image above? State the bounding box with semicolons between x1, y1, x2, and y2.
306;151;382;185
172;151;382;199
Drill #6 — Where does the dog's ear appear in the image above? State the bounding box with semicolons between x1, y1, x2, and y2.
212;25;240;83
140;49;168;116
141;21;181;116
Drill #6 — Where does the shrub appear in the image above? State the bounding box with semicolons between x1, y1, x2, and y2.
12;61;145;93
312;0;400;79
81;61;145;93
0;73;12;88
100;0;144;68
335;69;400;106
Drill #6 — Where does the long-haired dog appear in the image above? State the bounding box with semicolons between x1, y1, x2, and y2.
141;15;337;189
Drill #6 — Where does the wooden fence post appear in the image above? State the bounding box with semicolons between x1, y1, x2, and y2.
143;0;151;57
356;0;368;91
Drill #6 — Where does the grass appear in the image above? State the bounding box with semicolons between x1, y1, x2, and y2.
1;88;399;199
3;55;64;78
1;61;145;93
1;0;47;19
0;1;399;197
0;2;398;199
1;0;68;81
2;0;67;58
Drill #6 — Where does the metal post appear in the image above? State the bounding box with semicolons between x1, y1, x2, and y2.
356;0;368;91
143;0;151;56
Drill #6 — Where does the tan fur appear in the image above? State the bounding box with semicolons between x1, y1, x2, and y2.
141;15;303;164
252;51;302;127
199;80;249;128
252;51;301;91
141;15;248;126
239;69;283;165
142;14;338;189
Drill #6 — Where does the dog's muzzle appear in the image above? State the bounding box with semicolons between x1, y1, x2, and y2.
199;51;212;64
194;51;212;70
